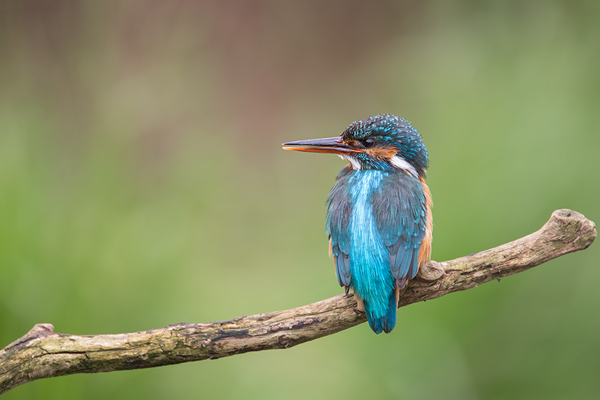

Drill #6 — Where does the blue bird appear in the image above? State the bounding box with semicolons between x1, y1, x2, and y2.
283;114;432;334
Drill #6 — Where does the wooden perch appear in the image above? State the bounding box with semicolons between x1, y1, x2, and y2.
0;209;596;394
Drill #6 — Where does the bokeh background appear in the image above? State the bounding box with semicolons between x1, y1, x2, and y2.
1;1;599;399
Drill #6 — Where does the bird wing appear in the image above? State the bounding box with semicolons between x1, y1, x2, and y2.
373;173;428;283
326;166;353;291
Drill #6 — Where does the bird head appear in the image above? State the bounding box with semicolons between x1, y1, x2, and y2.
283;114;429;177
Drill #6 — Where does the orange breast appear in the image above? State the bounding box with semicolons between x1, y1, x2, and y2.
418;176;433;267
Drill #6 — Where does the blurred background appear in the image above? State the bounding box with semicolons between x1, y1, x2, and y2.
1;0;599;399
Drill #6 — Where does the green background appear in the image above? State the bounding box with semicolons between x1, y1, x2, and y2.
1;1;599;399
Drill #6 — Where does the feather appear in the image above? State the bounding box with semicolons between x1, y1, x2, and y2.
365;291;398;334
333;247;351;288
372;172;429;281
326;168;431;334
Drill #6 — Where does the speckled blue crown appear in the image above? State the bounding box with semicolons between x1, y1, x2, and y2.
342;114;429;176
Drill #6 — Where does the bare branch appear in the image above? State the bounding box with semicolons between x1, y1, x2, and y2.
0;209;595;394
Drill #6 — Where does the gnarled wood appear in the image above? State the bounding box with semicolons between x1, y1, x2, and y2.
0;209;595;394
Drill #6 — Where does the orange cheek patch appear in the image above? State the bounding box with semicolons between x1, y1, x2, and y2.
365;146;397;160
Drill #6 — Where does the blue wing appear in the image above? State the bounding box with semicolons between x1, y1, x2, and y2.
326;165;353;291
327;168;428;290
372;172;428;283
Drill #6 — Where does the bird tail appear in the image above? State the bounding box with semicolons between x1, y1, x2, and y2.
365;292;398;334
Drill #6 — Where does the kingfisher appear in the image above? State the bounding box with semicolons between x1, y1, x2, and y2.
282;114;432;334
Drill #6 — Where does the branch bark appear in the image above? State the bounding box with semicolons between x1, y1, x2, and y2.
0;209;596;394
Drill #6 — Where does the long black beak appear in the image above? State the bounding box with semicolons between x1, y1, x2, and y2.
282;137;361;155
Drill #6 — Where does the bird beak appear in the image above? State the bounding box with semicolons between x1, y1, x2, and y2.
282;137;362;155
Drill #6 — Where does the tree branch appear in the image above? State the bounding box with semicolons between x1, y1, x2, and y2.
0;209;595;394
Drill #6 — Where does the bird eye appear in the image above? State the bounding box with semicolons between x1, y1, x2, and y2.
362;138;375;148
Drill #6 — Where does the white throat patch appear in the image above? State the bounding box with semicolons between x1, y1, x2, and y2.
390;155;418;176
338;155;361;170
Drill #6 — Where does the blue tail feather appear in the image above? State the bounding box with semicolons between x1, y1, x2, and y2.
365;292;398;334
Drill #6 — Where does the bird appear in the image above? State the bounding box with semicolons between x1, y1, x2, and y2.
282;114;432;334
